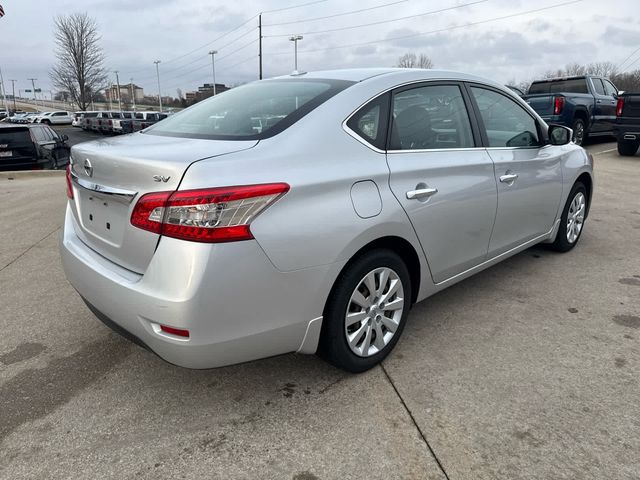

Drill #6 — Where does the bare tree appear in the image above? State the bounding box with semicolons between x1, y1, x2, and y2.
50;13;108;111
396;53;434;69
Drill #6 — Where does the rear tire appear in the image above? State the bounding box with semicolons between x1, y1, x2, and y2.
572;118;587;146
550;182;587;252
618;141;639;156
319;249;411;373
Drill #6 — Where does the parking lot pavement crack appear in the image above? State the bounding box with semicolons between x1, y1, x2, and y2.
0;226;61;273
381;364;451;480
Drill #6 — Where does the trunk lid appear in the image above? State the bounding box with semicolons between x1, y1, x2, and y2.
69;132;258;273
0;127;37;168
622;94;640;118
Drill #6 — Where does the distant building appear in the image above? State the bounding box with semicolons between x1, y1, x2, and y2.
105;83;144;103
185;83;229;104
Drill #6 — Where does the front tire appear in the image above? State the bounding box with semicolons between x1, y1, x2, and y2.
550;182;587;252
618;140;639;156
319;249;411;373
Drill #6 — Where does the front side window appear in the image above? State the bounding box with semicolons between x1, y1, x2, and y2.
390;85;474;150
346;93;389;150
603;80;618;97
147;79;354;140
471;87;541;148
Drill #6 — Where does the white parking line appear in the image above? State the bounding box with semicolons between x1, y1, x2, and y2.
592;148;617;155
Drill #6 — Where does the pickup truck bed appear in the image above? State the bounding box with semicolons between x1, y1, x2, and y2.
615;93;640;156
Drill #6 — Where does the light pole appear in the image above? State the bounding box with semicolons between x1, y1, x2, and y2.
114;70;122;111
9;79;16;111
130;77;136;111
208;50;218;96
289;35;303;73
154;60;162;112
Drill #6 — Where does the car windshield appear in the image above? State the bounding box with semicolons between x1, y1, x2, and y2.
146;78;354;140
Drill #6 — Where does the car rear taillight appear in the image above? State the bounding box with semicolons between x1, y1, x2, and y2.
130;183;289;243
553;96;565;115
159;324;190;338
66;164;73;199
616;97;625;117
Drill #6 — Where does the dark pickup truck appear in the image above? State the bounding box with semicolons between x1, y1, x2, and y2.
615;93;640;156
523;75;619;146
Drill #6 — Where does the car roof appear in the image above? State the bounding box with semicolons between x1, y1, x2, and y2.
273;67;504;89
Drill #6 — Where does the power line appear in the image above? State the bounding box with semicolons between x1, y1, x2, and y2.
263;0;408;27
618;45;640;71
163;55;256;91
264;0;488;37
265;0;583;56
261;0;327;14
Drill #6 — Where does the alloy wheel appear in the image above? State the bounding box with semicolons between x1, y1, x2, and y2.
344;267;405;357
566;192;585;244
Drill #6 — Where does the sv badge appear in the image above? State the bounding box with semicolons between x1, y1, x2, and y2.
153;175;171;183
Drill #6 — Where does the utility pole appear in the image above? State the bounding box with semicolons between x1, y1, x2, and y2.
154;60;162;112
209;50;218;96
10;80;16;111
0;67;8;111
28;78;37;109
108;84;113;110
130;78;136;111
289;35;303;73
114;70;122;111
258;14;263;80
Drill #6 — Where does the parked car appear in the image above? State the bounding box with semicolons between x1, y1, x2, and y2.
38;110;73;125
0;124;70;170
7;112;30;123
110;111;136;134
61;68;593;372
80;111;100;130
72;111;98;127
615;92;640;156
29;112;50;123
86;111;123;134
523;75;619;145
129;112;168;133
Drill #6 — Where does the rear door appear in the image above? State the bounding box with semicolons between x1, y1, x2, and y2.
468;85;563;256
386;82;498;283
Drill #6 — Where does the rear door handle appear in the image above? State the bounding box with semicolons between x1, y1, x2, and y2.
499;173;519;184
406;187;438;200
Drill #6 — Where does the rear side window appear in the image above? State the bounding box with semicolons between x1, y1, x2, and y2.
147;79;354;140
471;87;541;148
31;127;47;142
592;78;605;95
390;84;474;150
346;93;389;150
528;79;589;94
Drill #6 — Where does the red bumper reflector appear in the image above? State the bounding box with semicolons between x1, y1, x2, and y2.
160;325;190;338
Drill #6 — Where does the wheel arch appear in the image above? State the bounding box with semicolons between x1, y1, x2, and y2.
576;171;593;218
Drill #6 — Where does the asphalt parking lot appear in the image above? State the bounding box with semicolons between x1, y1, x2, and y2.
0;141;638;479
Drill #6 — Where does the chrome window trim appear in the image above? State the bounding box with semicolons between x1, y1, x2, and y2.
342;78;487;154
70;170;138;203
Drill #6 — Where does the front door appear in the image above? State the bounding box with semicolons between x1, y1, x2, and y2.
386;83;497;284
468;86;563;257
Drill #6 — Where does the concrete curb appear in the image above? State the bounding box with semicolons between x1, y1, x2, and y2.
0;170;65;180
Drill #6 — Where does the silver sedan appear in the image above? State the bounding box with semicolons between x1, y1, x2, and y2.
60;68;593;372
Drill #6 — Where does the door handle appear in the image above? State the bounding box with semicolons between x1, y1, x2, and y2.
499;173;519;184
596;99;602;104
406;187;438;200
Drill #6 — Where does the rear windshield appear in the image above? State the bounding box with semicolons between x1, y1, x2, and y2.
0;129;31;144
528;79;589;94
146;78;354;140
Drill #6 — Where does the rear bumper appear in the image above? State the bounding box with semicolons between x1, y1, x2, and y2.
60;205;333;369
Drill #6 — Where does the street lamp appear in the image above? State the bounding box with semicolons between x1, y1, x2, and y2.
114;70;122;111
289;35;303;73
154;60;162;112
130;77;136;111
208;50;218;96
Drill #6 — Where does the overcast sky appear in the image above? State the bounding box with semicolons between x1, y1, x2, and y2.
0;0;638;99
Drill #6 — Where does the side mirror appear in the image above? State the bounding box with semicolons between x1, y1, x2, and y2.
61;134;69;142
548;124;571;146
